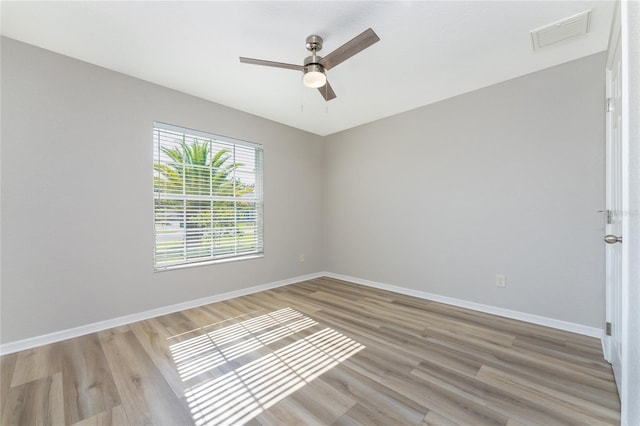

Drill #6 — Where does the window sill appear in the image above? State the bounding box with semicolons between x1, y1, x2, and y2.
154;253;264;272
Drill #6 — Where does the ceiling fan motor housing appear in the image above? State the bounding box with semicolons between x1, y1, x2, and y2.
305;62;324;74
304;55;324;68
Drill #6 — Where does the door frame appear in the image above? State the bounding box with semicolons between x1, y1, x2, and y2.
603;3;629;394
619;1;640;424
604;1;640;423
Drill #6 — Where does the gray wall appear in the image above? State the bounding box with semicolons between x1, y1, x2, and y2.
324;53;606;327
1;38;325;344
1;37;608;344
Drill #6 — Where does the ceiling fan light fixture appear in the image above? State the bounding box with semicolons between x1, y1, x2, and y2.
303;65;326;88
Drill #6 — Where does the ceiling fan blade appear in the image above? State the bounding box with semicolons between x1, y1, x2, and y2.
239;57;303;71
319;28;380;71
318;80;337;101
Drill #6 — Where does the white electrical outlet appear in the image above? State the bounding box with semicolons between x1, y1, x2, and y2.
496;274;506;288
299;254;305;263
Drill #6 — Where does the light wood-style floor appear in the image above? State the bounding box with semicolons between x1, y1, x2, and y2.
1;277;620;425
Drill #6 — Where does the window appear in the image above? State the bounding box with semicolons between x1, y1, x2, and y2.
153;122;263;270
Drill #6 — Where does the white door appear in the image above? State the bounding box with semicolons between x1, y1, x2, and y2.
604;12;624;397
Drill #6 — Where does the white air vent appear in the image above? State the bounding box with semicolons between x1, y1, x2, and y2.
530;10;592;51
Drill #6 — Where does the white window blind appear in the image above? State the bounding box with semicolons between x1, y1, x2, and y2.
153;122;264;270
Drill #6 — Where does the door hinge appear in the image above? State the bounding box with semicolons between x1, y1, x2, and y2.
606;322;612;336
606;98;614;112
599;209;613;224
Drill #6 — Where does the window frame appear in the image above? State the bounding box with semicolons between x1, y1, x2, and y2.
153;122;264;271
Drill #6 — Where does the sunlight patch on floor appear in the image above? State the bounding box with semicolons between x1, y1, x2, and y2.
169;307;365;426
169;307;317;380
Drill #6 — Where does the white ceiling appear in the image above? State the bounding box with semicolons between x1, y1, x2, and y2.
1;1;615;136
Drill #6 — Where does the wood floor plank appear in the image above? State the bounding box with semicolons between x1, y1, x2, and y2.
180;305;228;328
340;337;423;380
419;325;616;388
10;344;58;387
255;396;325;426
129;317;194;397
417;340;485;379
411;360;580;425
0;277;620;425
321;364;428;425
0;351;18;404
56;334;121;424
288;377;356;424
334;402;402;426
1;371;65;426
380;368;510;426
308;278;393;303
263;292;324;315
421;410;460;426
475;365;620;424
513;335;611;369
70;405;129;426
418;328;621;412
98;329;193;425
242;291;313;317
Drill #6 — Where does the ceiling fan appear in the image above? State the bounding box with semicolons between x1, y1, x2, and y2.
240;28;380;101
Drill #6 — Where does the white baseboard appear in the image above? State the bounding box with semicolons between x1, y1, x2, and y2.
322;272;603;339
0;272;324;355
0;271;603;355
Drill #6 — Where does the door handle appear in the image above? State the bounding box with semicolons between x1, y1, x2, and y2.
604;235;623;244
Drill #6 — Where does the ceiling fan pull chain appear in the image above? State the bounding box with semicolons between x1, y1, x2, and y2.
300;73;304;112
325;86;329;114
325;84;329;113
